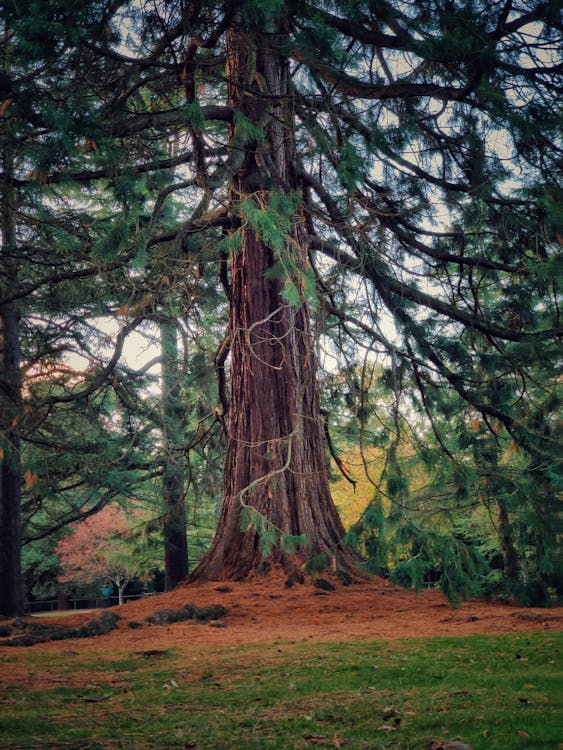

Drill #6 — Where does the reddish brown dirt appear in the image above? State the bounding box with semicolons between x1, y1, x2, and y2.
5;574;562;657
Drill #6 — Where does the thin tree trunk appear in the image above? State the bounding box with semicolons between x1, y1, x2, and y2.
160;314;189;589
486;440;519;588
496;497;519;586
0;149;24;616
192;17;355;581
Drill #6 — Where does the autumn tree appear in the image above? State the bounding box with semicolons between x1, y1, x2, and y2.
56;504;155;605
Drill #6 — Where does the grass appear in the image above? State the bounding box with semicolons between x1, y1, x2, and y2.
0;632;561;749
30;609;99;618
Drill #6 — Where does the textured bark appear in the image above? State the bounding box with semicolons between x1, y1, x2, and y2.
192;19;354;581
0;151;24;616
160;315;189;589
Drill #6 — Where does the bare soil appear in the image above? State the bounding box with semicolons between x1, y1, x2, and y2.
5;574;562;657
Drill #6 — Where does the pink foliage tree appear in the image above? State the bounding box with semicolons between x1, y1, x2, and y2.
56;504;153;605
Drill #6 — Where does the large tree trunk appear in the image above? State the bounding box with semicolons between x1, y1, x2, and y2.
0;150;24;616
192;18;353;581
160;314;189;589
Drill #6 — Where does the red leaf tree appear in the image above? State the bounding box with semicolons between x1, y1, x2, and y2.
56;505;153;605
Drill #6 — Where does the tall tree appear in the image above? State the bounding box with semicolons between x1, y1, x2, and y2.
0;147;24;615
186;0;560;580
191;10;350;579
160;310;189;588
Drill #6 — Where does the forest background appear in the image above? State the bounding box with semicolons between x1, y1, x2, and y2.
0;0;561;617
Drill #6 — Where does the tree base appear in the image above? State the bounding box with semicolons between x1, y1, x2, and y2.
189;546;368;585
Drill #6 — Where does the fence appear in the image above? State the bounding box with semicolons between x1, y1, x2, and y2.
25;592;155;614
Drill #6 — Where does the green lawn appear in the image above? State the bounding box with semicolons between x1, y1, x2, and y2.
30;609;99;618
0;632;561;749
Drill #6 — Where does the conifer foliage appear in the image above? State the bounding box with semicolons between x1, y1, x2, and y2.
0;0;560;609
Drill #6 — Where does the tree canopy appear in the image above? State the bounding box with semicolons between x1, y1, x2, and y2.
1;0;561;613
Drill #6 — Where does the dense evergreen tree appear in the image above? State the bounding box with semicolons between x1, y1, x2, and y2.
0;0;172;613
339;346;561;603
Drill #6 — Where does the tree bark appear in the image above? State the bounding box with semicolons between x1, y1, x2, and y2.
485;439;519;588
191;17;354;581
160;314;189;589
496;497;519;587
0;149;24;616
